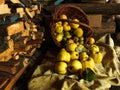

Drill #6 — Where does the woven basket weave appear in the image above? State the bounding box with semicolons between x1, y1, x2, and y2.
50;4;93;47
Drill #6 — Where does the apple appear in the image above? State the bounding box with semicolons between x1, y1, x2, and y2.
66;43;77;52
74;28;83;37
70;51;79;60
57;48;71;63
55;61;67;74
68;60;82;73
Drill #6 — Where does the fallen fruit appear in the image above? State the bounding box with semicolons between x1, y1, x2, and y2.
55;61;67;74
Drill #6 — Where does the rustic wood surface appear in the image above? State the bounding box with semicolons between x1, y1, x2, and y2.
44;3;120;15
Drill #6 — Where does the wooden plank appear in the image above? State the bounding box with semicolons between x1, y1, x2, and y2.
4;65;28;90
7;21;24;36
0;4;11;14
44;3;120;15
0;0;5;4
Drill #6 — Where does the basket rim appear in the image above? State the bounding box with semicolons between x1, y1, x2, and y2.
53;4;89;24
50;4;93;47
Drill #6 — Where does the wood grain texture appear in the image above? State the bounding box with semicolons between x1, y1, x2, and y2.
44;3;120;15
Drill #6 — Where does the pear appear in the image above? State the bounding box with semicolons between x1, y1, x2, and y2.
57;48;70;63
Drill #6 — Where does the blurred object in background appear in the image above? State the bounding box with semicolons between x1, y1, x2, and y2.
81;0;106;3
107;0;120;33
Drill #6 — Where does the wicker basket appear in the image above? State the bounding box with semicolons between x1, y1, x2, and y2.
50;4;93;47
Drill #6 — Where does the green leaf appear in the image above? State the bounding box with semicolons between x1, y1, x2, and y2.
82;68;96;82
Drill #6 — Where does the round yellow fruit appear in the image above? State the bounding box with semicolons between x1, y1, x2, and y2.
81;57;95;71
68;60;82;73
55;61;67;74
79;52;89;61
70;19;80;29
56;33;63;42
60;14;67;19
70;51;79;60
63;22;71;31
55;25;63;33
66;43;77;52
57;48;71;63
89;44;100;54
91;52;103;64
88;37;95;44
74;28;83;37
55;21;62;26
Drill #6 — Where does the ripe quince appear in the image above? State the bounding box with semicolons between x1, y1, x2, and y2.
81;57;95;71
57;48;70;63
63;22;71;31
88;37;95;44
79;52;89;61
56;33;63;42
66;43;77;52
70;19;80;29
60;14;67;19
55;25;63;33
55;61;67;74
74;28;83;37
91;52;103;64
70;51;79;60
55;21;62;26
89;44;100;54
68;60;82;73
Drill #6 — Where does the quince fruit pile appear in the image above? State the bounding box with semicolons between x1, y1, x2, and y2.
54;14;103;81
54;14;83;45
